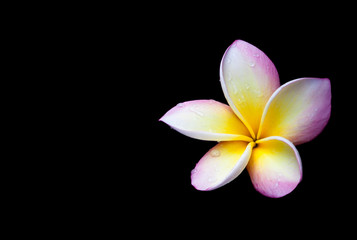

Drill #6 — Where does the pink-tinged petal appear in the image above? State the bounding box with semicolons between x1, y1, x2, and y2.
160;100;252;142
191;141;254;191
258;78;331;145
247;136;302;198
220;40;280;138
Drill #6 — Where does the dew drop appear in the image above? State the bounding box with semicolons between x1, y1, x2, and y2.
308;113;314;120
232;84;238;94
249;62;256;67
275;174;282;189
189;107;204;116
210;149;221;157
253;53;260;58
208;177;216;183
227;73;232;82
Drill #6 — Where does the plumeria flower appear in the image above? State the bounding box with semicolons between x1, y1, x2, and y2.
160;40;331;198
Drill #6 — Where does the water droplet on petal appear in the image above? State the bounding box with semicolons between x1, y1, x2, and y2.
189;107;204;116
275;173;282;189
227;73;232;82
232;84;238;94
249;62;256;67
238;94;246;103
210;149;221;157
208;177;216;183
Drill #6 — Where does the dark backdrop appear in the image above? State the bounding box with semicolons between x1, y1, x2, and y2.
10;3;356;237
47;5;356;235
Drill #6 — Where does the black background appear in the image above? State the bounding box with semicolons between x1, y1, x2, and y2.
14;4;355;235
7;3;356;236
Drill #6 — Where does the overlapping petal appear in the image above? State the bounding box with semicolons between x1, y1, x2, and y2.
220;40;280;138
160;100;252;141
247;136;302;198
258;78;331;145
191;141;255;191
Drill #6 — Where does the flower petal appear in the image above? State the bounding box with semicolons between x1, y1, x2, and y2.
160;100;252;141
220;40;280;138
247;136;302;198
258;78;331;145
191;141;254;191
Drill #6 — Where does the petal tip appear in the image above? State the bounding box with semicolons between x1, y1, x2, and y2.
232;39;248;47
191;169;212;191
253;178;301;198
158;113;169;124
